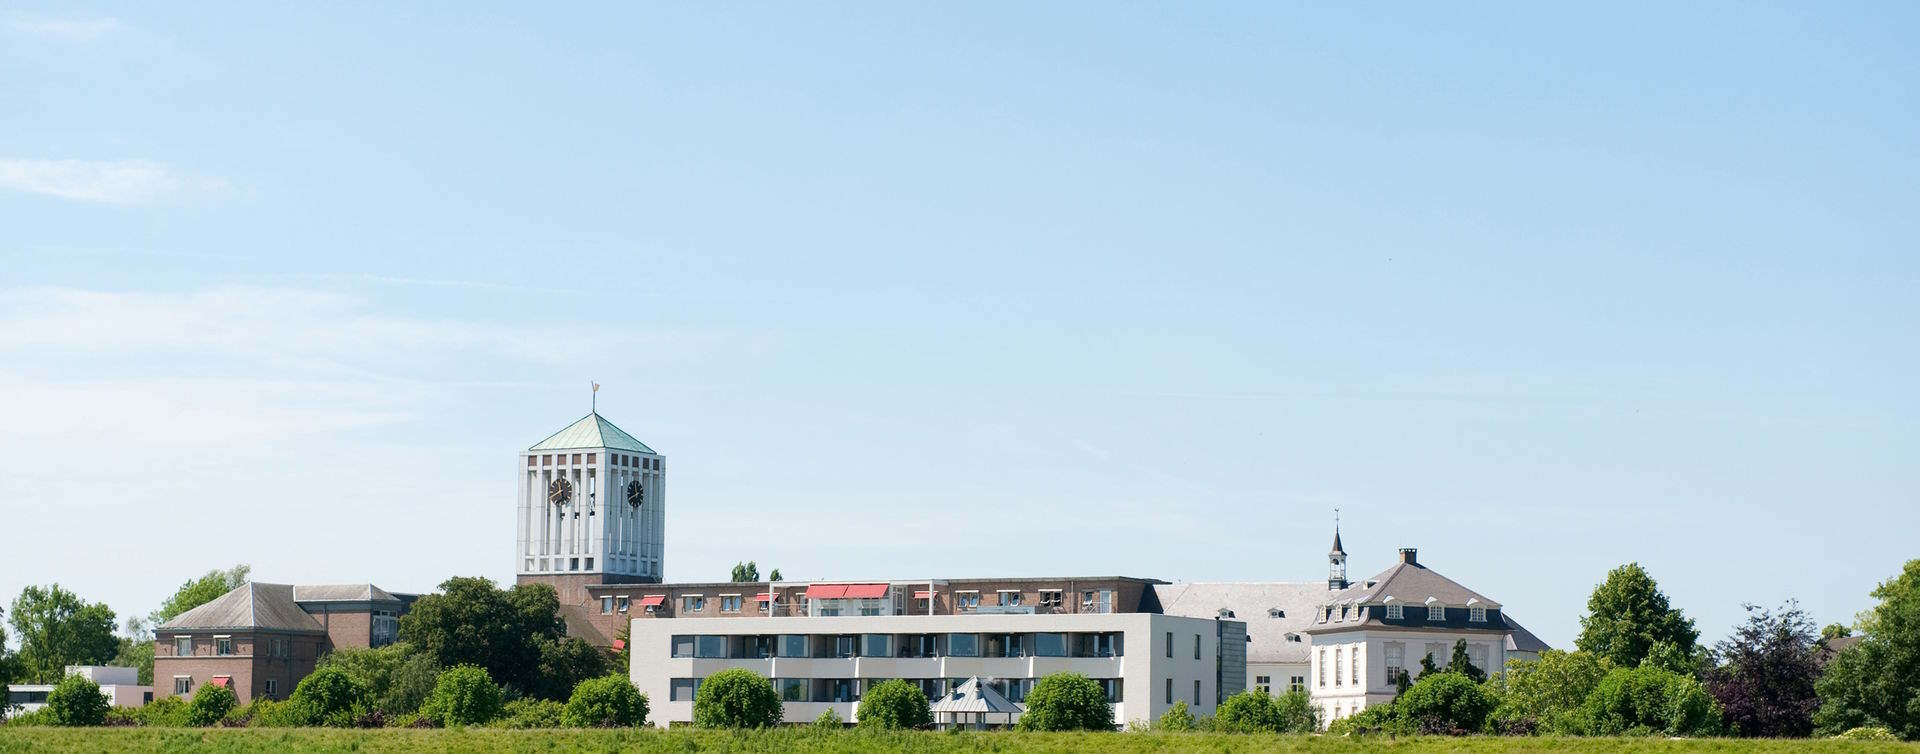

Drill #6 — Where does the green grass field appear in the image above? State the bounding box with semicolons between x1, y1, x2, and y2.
0;729;1915;754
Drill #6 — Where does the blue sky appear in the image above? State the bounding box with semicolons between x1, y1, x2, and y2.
1;3;1914;649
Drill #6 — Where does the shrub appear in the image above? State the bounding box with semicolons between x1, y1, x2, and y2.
44;675;110;726
1580;664;1721;737
184;682;237;726
813;708;843;729
1017;673;1112;731
419;664;503;726
133;695;188;726
1328;703;1407;736
283;666;371;727
493;698;567;728
1155;700;1195;731
2;708;53;727
691;668;779;729
1838;726;1899;741
1215;691;1281;733
564;674;649;727
856;679;930;730
1399;672;1495;734
1271;689;1319;733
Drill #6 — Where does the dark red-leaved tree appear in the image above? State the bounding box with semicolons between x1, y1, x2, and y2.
1706;601;1820;738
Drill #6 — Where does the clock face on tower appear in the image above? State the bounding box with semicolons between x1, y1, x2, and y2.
547;477;572;505
625;480;644;507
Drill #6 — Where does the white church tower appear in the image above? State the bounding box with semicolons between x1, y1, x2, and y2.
516;411;665;602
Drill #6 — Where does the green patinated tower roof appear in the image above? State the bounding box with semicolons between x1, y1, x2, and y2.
529;413;655;453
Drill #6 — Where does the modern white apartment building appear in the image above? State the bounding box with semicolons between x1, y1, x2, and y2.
627;611;1241;728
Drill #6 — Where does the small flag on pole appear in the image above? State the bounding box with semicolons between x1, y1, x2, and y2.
592;382;600;393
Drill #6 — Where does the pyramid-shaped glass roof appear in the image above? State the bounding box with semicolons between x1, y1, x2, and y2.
529;413;655;453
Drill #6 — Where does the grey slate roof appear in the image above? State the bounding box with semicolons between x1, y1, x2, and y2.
529;413;655;453
930;677;1024;715
159;583;326;633
293;584;401;603
1328;560;1500;609
1153;582;1328;665
1502;613;1551;653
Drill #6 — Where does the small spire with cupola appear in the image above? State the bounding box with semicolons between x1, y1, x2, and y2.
1328;509;1349;591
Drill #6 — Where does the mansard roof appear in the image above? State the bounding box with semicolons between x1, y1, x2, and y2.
529;413;655;453
1153;581;1326;664
158;583;326;633
1330;559;1500;609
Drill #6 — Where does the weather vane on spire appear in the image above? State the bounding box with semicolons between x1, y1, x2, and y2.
591;381;600;413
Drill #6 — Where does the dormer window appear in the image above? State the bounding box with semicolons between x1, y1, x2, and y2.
1339;604;1349;621
1268;608;1285;619
1470;606;1488;623
1428;604;1445;621
1386;604;1403;620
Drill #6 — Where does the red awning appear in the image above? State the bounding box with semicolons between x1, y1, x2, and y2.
912;590;934;599
209;676;231;688
843;583;889;599
805;584;848;599
637;595;666;607
753;593;773;602
611;639;626;651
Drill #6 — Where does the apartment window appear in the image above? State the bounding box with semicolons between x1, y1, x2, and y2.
1194;679;1201;705
542;455;552;465
1318;649;1326;687
571;454;582;464
1164;678;1173;704
601;597;615;614
1386;603;1403;620
776;678;807;702
1081;589;1113;613
1384;642;1406;686
1255;675;1271;694
1034;633;1068;657
1428;604;1445;621
778;634;808;658
671;635;696;658
997;591;1022;607
947;633;979;657
271;638;286;658
1470;605;1488;623
1334;648;1343;687
1097;678;1124;703
617;596;630;613
1194;634;1202;660
215;636;233;656
956;592;980;609
861;634;891;657
173;676;191;695
584;557;594;570
1165;631;1173;658
1290;676;1305;693
264;678;278;698
832;635;857;658
720;595;743;613
1075;632;1122;658
174;636;192;656
570;557;580;571
1039;590;1063;610
695;635;728;659
900;634;937;658
682;596;705;613
669;678;699;702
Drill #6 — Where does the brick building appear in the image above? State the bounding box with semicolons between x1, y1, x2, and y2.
152;582;412;704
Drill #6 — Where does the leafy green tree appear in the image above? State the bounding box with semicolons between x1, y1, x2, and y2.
150;565;250;626
534;637;612;701
397;577;562;694
1580;664;1720;737
1448;639;1487;684
730;561;760;582
1575;563;1700;670
692;668;781;728
1017;672;1113;731
769;569;783;582
1419;651;1440;677
44;674;110;726
1705;601;1819;738
1486;649;1611;733
8;585;119;681
857;679;930;729
1815;559;1920;739
1272;689;1319;733
1821;623;1853;642
563;674;649;727
1156;700;1196;731
1399;672;1496;734
283;665;371;727
316;642;440;715
185;681;237;726
420;664;503;726
1215;690;1282;733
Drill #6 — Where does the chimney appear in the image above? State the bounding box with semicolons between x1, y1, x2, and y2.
1398;548;1418;566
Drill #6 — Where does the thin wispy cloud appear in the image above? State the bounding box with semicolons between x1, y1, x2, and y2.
0;159;227;204
3;13;123;42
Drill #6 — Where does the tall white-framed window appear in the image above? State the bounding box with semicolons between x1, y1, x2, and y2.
1384;642;1406;685
1317;648;1326;687
1385;603;1403;620
215;636;233;655
1350;645;1359;685
1469;644;1489;675
174;636;192;656
1470;605;1488;623
1428;604;1445;621
1334;647;1343;686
